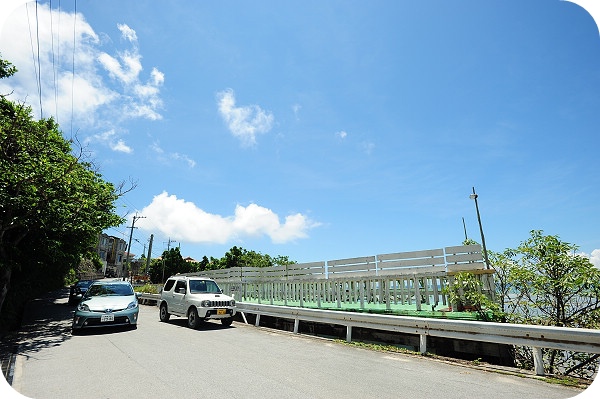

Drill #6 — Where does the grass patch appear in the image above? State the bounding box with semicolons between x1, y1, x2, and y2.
543;376;588;388
334;339;418;355
133;284;159;294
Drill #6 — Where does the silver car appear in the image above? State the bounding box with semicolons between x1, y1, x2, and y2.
72;280;139;332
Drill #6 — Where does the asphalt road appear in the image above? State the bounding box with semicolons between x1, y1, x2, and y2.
0;289;594;399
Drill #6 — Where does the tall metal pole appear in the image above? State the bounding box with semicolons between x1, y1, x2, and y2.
146;234;154;275
125;213;145;281
470;187;490;269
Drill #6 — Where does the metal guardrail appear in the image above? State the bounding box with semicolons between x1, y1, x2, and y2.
136;293;600;376
236;302;600;376
137;293;160;305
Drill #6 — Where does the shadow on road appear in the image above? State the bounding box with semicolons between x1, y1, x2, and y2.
11;288;74;360
163;318;235;331
72;325;137;336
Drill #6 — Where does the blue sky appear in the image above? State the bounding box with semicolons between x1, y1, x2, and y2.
1;0;599;267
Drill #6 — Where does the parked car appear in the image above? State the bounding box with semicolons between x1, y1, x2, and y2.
72;280;139;332
68;280;95;305
159;276;236;329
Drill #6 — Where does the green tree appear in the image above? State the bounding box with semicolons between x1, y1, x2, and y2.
198;255;210;271
443;271;502;321
148;247;194;283
0;57;125;330
498;230;600;377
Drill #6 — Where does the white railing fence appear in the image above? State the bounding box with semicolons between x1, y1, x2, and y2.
186;244;494;312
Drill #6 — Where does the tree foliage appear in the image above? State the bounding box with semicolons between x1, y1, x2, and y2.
0;57;124;331
491;230;600;378
443;271;501;321
147;245;296;283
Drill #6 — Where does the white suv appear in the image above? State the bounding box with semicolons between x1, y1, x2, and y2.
159;276;236;329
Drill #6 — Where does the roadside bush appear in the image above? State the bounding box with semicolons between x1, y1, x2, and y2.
133;284;159;294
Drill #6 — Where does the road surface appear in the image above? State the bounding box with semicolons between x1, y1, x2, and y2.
1;288;595;399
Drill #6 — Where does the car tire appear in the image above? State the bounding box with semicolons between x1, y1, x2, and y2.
159;303;170;322
221;317;233;327
187;307;201;329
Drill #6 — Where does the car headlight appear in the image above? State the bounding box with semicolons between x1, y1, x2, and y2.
127;301;138;310
230;300;235;306
77;303;90;312
200;300;211;307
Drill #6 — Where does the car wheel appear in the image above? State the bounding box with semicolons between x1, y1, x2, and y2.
221;317;233;327
159;303;170;322
187;307;201;329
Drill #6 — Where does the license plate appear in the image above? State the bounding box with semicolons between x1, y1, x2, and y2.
217;309;226;315
101;314;114;322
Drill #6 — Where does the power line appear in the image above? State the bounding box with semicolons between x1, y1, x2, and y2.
70;0;77;139
26;2;42;119
124;213;146;281
35;1;43;119
50;0;59;122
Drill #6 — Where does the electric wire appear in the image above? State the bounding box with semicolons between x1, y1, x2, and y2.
50;0;59;123
35;1;43;119
70;0;77;139
25;3;42;119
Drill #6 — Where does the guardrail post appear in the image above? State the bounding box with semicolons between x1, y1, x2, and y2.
532;347;545;376
346;325;352;343
414;276;422;311
255;314;261;327
360;281;365;309
294;318;299;333
419;334;427;354
385;279;391;311
317;282;322;308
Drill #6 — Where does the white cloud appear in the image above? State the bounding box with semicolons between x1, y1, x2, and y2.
361;141;375;155
111;139;133;153
87;129;132;153
336;130;348;139
171;152;197;168
150;142;196;168
217;88;274;146
137;192;319;244
584;249;600;269
576;249;600;269
98;52;142;85
292;103;301;120
0;4;164;150
117;23;137;43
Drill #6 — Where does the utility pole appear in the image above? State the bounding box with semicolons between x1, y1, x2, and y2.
125;213;146;281
162;237;177;283
469;187;490;270
146;234;154;275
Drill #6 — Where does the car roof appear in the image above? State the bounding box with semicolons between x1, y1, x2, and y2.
168;275;214;281
91;280;132;285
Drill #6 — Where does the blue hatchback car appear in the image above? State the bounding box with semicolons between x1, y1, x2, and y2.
72;280;139;332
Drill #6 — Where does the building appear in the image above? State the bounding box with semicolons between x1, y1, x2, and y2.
96;233;128;277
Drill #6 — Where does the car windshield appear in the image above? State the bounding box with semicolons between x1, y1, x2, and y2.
86;284;134;297
77;280;94;289
189;280;221;294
